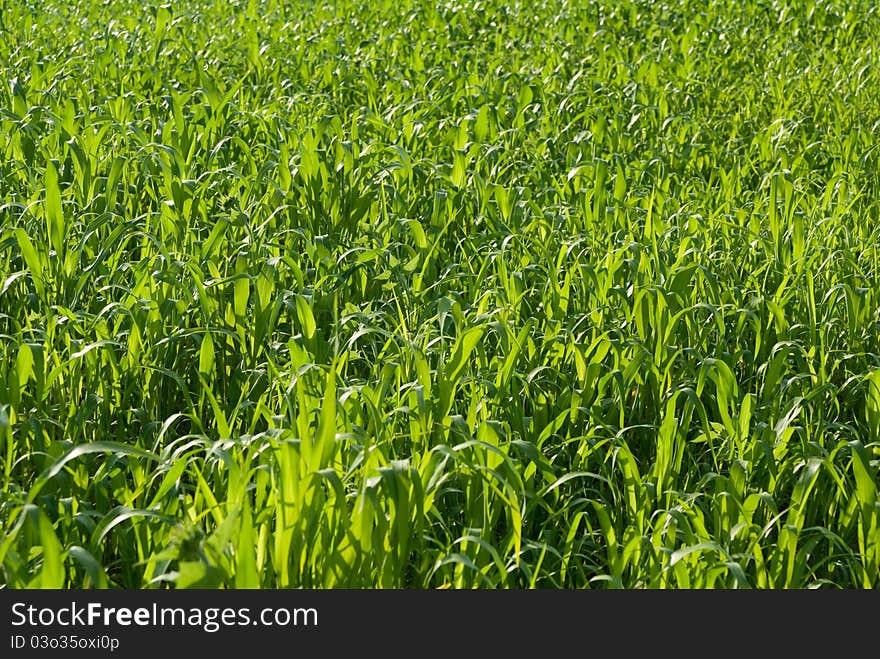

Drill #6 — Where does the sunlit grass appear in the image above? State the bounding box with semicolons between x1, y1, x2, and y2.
1;0;879;588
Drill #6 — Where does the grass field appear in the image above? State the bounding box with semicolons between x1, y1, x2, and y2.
1;0;879;588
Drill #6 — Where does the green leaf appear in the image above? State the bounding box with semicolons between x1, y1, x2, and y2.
37;509;65;588
15;344;34;396
235;495;259;588
201;219;229;261
851;442;877;512
444;326;485;383
295;295;317;340
14;228;45;298
29;442;159;503
313;369;337;470
44;160;65;257
866;370;880;438
68;546;109;589
474;104;491;142
199;331;216;378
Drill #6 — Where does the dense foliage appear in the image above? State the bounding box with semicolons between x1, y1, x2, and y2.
1;0;879;588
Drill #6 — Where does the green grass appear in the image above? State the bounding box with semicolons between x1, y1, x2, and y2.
1;0;879;589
